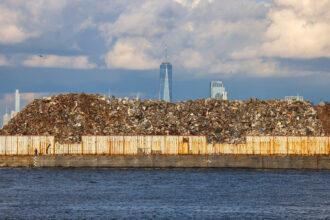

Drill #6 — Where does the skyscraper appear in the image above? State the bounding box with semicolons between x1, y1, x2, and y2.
159;53;172;102
210;81;227;100
2;109;9;128
10;110;16;119
15;89;20;113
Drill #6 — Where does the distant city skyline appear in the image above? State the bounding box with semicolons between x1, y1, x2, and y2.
2;111;9;128
2;89;20;128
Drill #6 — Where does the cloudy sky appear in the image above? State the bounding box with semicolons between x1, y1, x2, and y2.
0;0;329;125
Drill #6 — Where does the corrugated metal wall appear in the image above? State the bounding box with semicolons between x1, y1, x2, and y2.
79;135;207;155
0;136;54;155
0;135;329;155
210;136;329;155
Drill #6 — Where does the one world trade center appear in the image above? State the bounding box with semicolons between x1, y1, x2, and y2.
159;54;172;102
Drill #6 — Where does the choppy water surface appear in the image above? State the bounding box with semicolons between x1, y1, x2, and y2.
0;168;329;219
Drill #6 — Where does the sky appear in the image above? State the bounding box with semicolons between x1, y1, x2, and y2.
0;0;330;125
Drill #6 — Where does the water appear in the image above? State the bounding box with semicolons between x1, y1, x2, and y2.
0;168;329;219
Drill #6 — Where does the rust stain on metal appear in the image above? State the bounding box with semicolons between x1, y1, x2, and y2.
0;135;329;156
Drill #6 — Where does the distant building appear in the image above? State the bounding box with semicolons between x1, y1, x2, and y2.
2;112;9;127
285;95;304;103
159;53;172;102
2;89;20;128
10;110;16;119
15;89;20;113
210;81;227;100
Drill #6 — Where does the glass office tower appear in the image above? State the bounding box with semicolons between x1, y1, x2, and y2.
210;81;227;100
159;62;172;102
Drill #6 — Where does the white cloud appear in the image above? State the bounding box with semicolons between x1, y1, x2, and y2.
180;49;207;69
104;38;159;70
75;17;97;32
1;0;329;79
22;55;97;69
261;0;330;58
173;0;215;9
0;24;35;44
99;1;168;45
0;5;32;44
210;58;279;77
233;0;330;59
173;0;201;8
99;0;269;75
0;0;67;44
0;55;8;66
4;93;14;103
20;92;53;102
209;58;326;78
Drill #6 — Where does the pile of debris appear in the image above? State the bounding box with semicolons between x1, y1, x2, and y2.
0;93;325;144
313;103;330;135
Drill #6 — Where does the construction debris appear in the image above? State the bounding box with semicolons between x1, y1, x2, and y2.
0;93;325;144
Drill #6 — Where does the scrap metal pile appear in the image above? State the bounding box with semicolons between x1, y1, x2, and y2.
0;93;325;144
313;103;330;135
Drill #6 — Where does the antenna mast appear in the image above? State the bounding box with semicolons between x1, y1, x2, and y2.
165;44;168;63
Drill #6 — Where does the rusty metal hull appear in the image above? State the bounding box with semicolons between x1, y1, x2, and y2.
0;135;329;156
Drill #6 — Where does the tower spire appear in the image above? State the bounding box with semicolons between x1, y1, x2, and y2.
164;44;168;63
